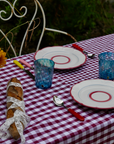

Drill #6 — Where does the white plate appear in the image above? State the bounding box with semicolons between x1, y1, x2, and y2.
34;46;87;69
70;79;114;109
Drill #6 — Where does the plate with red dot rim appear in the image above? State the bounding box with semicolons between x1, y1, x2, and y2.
70;79;114;109
34;46;87;70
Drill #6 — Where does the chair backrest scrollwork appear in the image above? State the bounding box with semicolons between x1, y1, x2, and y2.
0;0;46;57
0;0;77;57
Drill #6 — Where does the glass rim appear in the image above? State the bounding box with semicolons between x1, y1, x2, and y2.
98;51;114;56
34;58;54;63
34;58;55;67
98;52;114;59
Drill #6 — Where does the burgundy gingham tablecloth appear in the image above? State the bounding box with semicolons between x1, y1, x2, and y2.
0;34;114;144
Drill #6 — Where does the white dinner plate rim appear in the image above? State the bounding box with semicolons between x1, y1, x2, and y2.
70;79;114;109
34;46;87;70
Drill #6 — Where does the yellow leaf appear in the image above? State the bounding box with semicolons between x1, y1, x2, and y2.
0;48;7;68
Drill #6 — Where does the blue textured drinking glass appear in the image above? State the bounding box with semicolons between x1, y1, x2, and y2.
98;52;114;80
34;59;55;89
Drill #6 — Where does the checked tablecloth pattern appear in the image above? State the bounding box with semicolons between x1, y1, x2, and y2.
0;34;114;144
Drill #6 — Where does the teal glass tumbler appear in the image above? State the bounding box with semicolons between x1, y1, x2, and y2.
98;52;114;80
34;59;55;89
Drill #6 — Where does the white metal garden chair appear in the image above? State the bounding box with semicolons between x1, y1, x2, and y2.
0;0;77;57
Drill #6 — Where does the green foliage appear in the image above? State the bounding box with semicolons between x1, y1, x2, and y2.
0;0;114;57
42;0;114;41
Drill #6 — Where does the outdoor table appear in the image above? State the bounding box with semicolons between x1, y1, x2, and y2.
0;33;114;144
